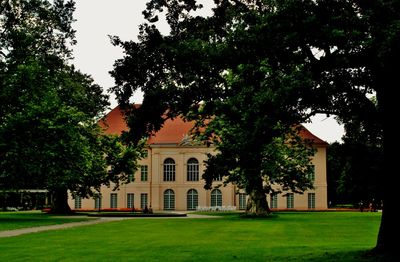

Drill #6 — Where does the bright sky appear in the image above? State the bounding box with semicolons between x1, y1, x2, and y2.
72;0;344;144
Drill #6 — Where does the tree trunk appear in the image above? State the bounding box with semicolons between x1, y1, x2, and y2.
373;61;397;256
246;189;271;216
373;135;396;256
50;188;72;214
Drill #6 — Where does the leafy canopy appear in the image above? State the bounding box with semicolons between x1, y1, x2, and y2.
0;0;139;212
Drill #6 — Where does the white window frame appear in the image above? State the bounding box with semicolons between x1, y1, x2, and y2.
270;193;278;209
74;196;82;209
286;193;294;209
110;193;118;208
308;193;316;209
211;189;222;207
127;193;134;209
163;158;176;181
141;165;148;181
140;193;148;210
164;189;175;210
239;193;247;210
187;158;199;181
187;189;198;210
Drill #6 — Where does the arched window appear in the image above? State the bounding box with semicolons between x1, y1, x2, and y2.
163;158;175;181
187;158;199;181
211;189;222;207
187;189;198;210
164;189;175;210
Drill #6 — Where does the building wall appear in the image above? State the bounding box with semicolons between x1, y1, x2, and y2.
68;144;327;211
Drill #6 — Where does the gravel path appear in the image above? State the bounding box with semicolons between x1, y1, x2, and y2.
0;213;218;238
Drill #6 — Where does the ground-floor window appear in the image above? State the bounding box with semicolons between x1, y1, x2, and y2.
164;189;175;210
187;189;198;210
286;193;294;209
140;193;148;210
94;196;102;210
239;193;246;210
110;193;118;208
74;196;81;209
127;193;134;209
211;189;222;207
270;193;278;209
308;193;315;209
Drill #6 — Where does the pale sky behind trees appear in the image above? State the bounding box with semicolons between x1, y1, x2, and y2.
71;0;345;143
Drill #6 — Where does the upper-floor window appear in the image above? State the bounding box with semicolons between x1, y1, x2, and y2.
163;158;175;181
142;150;148;158
214;174;223;181
307;165;315;181
127;173;134;183
187;158;199;181
141;165;148;181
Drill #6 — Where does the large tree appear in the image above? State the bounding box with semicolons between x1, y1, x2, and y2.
327;114;383;207
0;0;138;213
111;0;317;216
110;0;397;255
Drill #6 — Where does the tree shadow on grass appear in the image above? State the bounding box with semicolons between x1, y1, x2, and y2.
298;250;397;262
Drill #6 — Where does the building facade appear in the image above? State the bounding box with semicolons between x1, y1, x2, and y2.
68;106;328;211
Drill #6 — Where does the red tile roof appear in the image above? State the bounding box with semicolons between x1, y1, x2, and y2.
99;106;327;146
298;126;328;146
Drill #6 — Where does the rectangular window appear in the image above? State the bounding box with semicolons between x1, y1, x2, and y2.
214;174;223;181
127;173;134;183
270;194;278;209
308;193;316;209
94;197;102;210
74;196;82;209
307;165;315;182
141;165;148;181
127;193;135;209
239;193;247;210
110;193;118;208
142;150;148;158
286;193;294;209
140;193;148;210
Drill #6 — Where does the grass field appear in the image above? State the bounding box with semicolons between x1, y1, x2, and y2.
0;211;93;231
0;211;384;261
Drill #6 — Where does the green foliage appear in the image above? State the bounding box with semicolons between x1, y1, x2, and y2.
110;0;318;215
110;0;398;251
328;142;383;206
0;1;140;212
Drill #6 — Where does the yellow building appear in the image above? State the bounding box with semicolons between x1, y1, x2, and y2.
68;106;328;211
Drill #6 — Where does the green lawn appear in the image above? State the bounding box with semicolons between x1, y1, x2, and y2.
0;211;384;261
0;211;93;231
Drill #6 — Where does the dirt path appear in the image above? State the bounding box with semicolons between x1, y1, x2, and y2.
0;213;218;238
